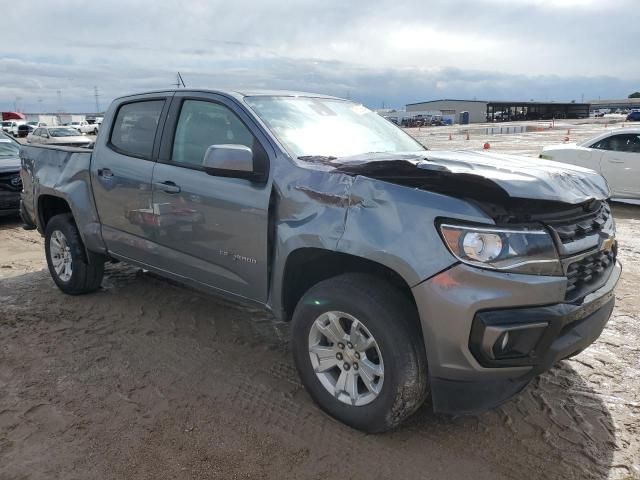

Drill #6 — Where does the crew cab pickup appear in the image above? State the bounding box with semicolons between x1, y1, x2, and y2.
20;89;621;432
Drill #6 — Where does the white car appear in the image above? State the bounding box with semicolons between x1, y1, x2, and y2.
27;126;94;148
541;128;640;202
68;121;99;134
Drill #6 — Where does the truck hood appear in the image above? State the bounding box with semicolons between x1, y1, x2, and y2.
320;150;609;205
0;155;20;173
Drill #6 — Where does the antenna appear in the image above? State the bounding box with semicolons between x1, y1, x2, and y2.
173;72;186;88
94;86;101;113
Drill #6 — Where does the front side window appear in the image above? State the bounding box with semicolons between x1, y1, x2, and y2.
171;100;254;167
110;100;164;159
592;134;640;153
245;96;425;158
608;134;640;153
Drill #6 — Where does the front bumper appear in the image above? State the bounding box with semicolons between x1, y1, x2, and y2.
412;260;621;414
0;190;20;216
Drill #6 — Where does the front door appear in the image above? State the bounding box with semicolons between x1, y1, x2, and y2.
149;93;273;303
598;133;640;199
90;94;170;261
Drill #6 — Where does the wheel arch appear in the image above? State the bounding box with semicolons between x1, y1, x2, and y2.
278;247;420;326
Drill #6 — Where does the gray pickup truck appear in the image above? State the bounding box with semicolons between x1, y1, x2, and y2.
20;89;621;432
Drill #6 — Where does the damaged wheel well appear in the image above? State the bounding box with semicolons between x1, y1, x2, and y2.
282;248;419;323
38;195;72;228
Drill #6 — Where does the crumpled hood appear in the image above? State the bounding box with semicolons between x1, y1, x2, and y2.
0;156;20;173
320;150;609;205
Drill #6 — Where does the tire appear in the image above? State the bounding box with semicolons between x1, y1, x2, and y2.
44;213;104;295
291;273;429;433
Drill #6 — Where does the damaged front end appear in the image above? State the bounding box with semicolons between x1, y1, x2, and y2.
292;149;620;414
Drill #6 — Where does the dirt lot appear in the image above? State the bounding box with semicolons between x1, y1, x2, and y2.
1;123;639;479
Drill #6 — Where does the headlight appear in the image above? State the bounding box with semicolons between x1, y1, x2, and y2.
439;223;562;275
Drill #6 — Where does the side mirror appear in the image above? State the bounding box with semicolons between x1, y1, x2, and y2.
202;144;256;180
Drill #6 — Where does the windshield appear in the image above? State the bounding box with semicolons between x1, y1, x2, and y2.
50;128;81;137
245;96;425;158
0;139;20;157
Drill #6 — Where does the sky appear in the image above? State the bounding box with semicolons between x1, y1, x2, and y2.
1;0;638;112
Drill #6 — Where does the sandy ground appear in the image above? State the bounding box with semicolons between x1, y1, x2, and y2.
1;124;639;479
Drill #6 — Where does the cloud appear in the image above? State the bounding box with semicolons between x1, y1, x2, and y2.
0;0;638;111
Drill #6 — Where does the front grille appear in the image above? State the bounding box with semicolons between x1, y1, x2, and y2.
544;202;611;244
0;172;21;192
565;246;616;300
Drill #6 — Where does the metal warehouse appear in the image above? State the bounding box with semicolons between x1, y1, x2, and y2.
406;99;591;123
406;99;487;123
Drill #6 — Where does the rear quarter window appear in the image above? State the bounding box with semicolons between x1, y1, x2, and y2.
109;100;165;159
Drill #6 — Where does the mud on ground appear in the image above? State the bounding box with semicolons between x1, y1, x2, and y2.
1;131;639;479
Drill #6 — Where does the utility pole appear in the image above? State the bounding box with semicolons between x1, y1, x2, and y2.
57;90;64;113
94;86;101;113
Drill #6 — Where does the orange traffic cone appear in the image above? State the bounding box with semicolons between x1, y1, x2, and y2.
483;142;490;150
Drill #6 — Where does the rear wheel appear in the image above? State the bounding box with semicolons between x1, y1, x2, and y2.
44;213;104;294
291;273;429;432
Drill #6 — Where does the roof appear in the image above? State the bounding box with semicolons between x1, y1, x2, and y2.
589;98;640;106
114;88;344;103
407;99;590;107
406;99;488;106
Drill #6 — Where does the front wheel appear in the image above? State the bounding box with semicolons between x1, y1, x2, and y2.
44;213;104;295
291;273;429;433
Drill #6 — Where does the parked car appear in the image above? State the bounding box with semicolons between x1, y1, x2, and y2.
68;120;99;134
626;111;640;121
1;120;25;136
541;128;640;202
0;131;22;216
17;124;36;138
20;89;620;432
27;126;94;148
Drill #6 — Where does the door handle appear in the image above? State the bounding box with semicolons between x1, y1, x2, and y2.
608;159;624;164
155;181;181;194
98;168;113;178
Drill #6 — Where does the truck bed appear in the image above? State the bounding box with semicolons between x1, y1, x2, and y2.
20;144;105;254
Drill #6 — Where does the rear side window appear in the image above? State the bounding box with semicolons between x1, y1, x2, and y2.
110;100;164;159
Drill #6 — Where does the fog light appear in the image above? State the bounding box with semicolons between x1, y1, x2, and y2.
488;323;548;360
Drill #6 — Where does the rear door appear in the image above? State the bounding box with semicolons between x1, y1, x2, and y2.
598;133;640;199
90;93;172;261
148;92;273;303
